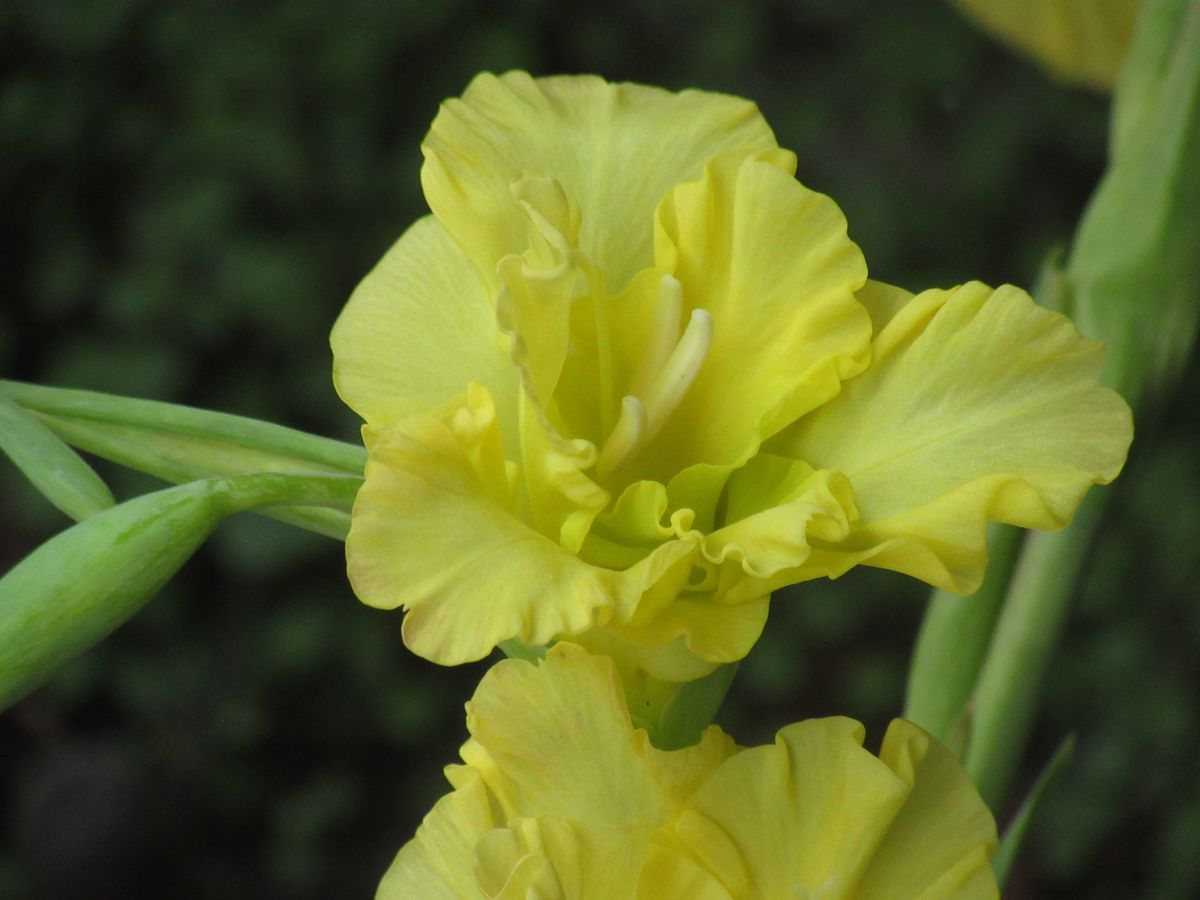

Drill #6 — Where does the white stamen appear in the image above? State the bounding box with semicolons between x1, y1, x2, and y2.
640;308;713;443
630;275;683;399
595;395;648;481
591;275;713;483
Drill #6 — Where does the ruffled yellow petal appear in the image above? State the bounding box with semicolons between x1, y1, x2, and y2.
777;281;1133;592
494;176;589;407
330;215;516;431
518;390;609;554
951;0;1143;90
856;720;999;899
634;151;870;482
465;642;670;825
377;765;496;899
647;718;910;896
380;648;998;898
702;455;857;582
422;71;779;293
347;385;620;664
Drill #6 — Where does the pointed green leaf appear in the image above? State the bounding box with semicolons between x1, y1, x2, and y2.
0;471;360;711
0;397;116;521
1;381;366;539
993;734;1076;886
1;380;366;474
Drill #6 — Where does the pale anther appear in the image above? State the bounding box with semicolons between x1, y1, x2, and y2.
630;274;684;399
595;394;649;481
640;307;713;444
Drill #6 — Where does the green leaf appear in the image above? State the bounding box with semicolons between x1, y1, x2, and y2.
993;734;1076;886
0;397;115;521
0;471;360;711
1068;0;1200;404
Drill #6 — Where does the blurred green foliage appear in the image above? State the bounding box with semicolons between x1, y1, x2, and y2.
1;0;1196;897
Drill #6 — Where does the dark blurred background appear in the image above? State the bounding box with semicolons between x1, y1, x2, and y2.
1;0;1197;897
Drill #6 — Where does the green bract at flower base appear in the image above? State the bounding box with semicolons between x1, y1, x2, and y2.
381;643;999;899
332;72;1132;683
0;471;361;711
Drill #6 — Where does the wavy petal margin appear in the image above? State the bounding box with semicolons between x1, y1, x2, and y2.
347;385;619;664
379;646;997;898
422;71;779;293
638;152;870;481
776;281;1133;593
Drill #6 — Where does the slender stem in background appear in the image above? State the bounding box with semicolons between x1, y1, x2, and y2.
0;380;366;473
903;524;1024;755
992;734;1076;886
1;380;364;539
964;492;1106;807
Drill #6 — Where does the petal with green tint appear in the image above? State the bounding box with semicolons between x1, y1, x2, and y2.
632;152;870;484
518;379;609;555
702;455;857;580
605;590;772;669
493;173;592;408
330;215;517;431
856;720;999;899
777;281;1133;593
422;71;779;293
346;385;619;664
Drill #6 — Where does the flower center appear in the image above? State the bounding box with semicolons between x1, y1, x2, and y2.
595;274;712;480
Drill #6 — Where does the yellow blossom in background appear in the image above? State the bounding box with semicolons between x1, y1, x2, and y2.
332;71;1131;674
379;643;999;898
951;0;1145;90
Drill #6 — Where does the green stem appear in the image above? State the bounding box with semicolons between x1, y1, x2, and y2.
1;380;365;539
964;492;1106;808
1;380;366;472
904;524;1024;755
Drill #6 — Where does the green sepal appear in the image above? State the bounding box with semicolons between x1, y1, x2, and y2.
0;471;360;711
651;661;739;751
0;397;116;522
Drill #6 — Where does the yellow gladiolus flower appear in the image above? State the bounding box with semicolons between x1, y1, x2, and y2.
379;643;999;898
332;71;1131;673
